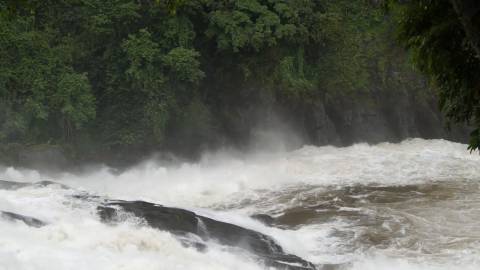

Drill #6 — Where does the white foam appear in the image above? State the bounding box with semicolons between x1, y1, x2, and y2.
1;138;479;270
0;186;264;270
2;139;478;209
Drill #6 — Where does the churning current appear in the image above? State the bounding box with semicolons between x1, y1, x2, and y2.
0;138;479;270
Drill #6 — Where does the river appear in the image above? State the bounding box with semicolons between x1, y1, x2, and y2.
1;138;479;270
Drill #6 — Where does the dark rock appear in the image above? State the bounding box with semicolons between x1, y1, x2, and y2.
2;180;319;269
178;236;208;252
251;214;276;226
99;201;200;234
292;85;471;147
99;201;317;270
0;180;31;190
305;102;341;146
1;211;47;228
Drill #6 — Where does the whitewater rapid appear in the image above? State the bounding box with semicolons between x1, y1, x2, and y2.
1;138;479;270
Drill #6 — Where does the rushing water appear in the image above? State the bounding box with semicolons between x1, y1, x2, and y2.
1;138;479;270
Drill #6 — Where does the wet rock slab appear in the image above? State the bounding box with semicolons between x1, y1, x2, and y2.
0;211;47;228
1;180;318;269
99;200;317;270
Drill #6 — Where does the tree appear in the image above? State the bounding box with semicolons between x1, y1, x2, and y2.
0;12;95;143
0;0;465;162
392;0;480;150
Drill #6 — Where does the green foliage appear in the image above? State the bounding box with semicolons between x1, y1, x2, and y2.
0;13;95;142
275;50;316;101
392;0;480;150
205;0;323;52
54;73;95;129
163;47;204;83
0;0;453;160
123;29;162;84
315;0;390;97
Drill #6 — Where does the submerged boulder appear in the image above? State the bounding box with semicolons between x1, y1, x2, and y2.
0;211;46;228
1;180;320;269
99;201;317;270
251;213;276;226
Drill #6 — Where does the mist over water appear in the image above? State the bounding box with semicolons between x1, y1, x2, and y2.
1;138;479;270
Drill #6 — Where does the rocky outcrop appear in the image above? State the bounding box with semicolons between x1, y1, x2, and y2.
0;211;46;228
99;201;317;270
0;88;471;169
251;214;276;226
0;180;319;270
292;90;470;147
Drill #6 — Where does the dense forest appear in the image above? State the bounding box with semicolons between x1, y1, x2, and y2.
0;0;475;167
393;0;480;150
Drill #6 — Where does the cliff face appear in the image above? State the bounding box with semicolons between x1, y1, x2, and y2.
300;91;469;147
0;90;469;170
243;56;471;150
